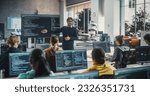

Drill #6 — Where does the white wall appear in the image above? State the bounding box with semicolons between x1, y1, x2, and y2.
91;0;104;31
120;0;125;35
0;0;60;37
90;0;120;42
104;0;113;38
59;0;67;27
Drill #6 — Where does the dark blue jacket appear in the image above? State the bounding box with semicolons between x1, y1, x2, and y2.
111;46;128;69
0;47;21;78
56;26;78;50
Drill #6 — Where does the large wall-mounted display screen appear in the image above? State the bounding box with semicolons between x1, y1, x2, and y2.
21;14;60;38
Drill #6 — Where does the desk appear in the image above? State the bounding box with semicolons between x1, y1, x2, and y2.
127;63;150;68
35;71;99;79
115;64;150;79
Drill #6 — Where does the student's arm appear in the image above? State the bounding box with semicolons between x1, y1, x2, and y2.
18;70;35;79
70;28;78;40
0;53;8;69
83;65;96;73
111;47;119;62
44;50;49;61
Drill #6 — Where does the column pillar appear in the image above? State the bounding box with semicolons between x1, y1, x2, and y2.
120;0;125;35
91;0;104;31
104;0;120;42
59;0;67;27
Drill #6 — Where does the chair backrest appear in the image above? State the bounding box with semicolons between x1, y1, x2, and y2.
115;66;150;79
0;70;4;79
130;39;140;46
35;71;99;79
99;75;115;79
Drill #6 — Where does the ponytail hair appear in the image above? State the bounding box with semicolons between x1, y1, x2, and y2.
29;48;50;76
92;48;105;64
50;35;59;46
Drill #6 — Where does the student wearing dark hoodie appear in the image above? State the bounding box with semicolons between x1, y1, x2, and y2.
0;35;21;78
111;35;128;68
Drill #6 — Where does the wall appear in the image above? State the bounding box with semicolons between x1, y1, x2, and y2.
59;0;67;27
0;0;60;37
104;0;120;43
91;0;104;31
104;0;113;38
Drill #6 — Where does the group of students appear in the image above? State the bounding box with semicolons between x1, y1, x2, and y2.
0;33;150;79
1;34;149;79
0;16;149;79
0;34;116;79
111;33;150;69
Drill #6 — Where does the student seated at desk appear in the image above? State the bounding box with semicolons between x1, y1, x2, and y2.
84;48;116;79
18;48;51;79
0;35;21;78
44;35;62;72
111;35;127;69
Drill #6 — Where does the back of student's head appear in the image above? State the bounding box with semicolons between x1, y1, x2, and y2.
30;48;50;76
7;35;20;47
92;48;105;64
50;35;59;46
144;34;150;44
115;35;123;45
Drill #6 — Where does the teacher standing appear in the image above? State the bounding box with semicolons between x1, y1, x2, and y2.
56;17;78;50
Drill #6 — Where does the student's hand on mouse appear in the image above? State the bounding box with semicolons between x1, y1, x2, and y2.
65;36;71;41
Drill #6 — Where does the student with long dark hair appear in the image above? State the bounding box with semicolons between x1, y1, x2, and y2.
18;48;51;79
44;35;62;72
84;48;116;79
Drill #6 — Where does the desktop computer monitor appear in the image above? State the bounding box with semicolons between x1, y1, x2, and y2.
136;46;150;63
55;49;88;72
9;52;31;77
